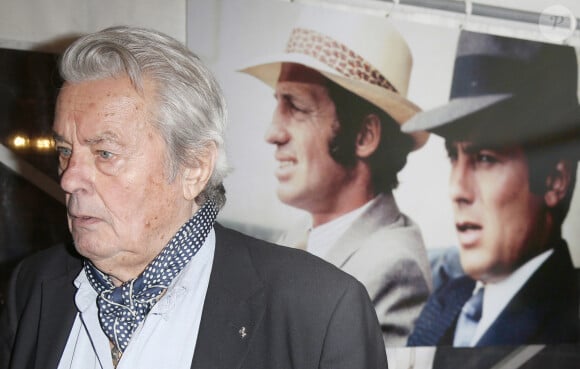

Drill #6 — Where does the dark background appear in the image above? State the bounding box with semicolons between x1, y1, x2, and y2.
0;48;70;305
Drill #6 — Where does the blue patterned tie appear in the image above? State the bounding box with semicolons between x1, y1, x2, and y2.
453;286;484;346
84;200;218;353
407;276;475;346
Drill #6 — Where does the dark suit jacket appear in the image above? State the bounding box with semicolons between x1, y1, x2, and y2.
0;224;387;369
408;241;580;347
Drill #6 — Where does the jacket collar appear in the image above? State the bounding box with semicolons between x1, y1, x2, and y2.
34;224;266;369
36;246;81;369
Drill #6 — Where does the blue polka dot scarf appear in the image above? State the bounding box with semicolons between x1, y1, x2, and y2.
84;200;218;353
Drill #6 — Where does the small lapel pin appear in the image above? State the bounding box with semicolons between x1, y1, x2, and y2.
239;326;247;339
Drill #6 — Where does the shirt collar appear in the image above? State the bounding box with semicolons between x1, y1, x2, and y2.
307;195;382;258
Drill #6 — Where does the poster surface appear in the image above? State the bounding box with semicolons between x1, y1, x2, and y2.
188;0;580;358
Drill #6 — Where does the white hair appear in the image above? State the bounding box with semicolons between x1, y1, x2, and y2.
60;26;229;208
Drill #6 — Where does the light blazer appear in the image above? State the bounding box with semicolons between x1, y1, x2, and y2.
408;241;580;347
0;224;387;369
324;193;432;346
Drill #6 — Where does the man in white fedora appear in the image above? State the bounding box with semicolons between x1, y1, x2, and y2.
241;6;432;346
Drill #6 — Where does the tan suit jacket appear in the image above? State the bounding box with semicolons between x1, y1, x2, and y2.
322;194;432;346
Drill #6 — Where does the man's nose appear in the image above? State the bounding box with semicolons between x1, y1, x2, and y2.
59;151;93;195
449;158;475;206
264;107;290;145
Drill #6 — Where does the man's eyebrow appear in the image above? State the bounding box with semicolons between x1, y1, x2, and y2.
464;142;508;154
444;141;490;155
51;131;121;145
275;90;294;100
84;131;120;145
462;143;481;154
52;132;68;144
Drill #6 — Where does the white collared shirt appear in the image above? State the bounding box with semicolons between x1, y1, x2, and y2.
57;229;215;369
469;248;554;345
306;195;381;259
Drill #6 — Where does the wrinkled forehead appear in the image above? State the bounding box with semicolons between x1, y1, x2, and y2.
53;77;156;140
56;76;157;115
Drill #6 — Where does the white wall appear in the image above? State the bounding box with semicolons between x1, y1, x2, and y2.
0;0;186;50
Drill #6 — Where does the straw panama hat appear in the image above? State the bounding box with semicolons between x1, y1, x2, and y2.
240;6;429;150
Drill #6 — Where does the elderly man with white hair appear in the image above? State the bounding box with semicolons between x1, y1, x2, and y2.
0;26;387;369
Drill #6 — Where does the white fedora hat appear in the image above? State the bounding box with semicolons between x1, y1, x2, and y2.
240;6;428;150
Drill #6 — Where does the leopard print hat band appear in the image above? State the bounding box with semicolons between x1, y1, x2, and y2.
285;27;399;94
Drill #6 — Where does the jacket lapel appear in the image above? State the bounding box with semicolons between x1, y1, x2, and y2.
35;249;80;369
325;193;401;267
408;276;475;346
475;300;541;346
190;224;266;369
476;242;579;346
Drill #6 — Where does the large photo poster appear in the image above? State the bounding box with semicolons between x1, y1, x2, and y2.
188;0;580;360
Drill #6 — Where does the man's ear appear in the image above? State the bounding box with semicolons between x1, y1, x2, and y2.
544;159;572;207
355;114;381;159
182;142;217;201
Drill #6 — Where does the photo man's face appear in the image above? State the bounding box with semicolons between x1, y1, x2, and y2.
265;63;354;216
447;141;546;282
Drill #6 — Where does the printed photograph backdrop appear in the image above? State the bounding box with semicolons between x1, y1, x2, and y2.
188;0;580;262
188;0;580;357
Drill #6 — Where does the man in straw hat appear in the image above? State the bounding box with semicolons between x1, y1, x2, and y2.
241;6;432;346
406;30;580;349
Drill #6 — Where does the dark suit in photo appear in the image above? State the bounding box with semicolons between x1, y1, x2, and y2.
408;241;580;347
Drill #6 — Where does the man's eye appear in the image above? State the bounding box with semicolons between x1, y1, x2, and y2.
476;153;498;164
98;150;114;160
56;146;72;157
283;96;307;113
289;102;306;113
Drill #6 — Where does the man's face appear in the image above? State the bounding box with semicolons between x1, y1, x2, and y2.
265;63;354;218
53;76;194;284
447;141;546;282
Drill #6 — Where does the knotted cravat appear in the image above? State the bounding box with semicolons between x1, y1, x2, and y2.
84;200;218;353
453;286;484;346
